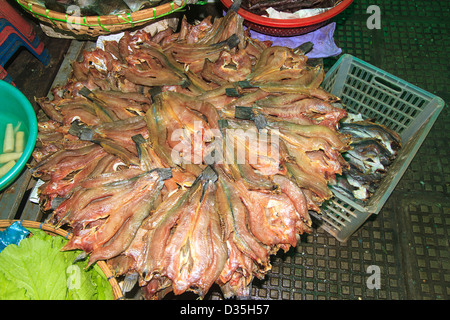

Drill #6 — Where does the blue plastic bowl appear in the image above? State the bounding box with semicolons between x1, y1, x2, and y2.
0;81;38;192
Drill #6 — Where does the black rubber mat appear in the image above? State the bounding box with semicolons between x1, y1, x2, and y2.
249;0;450;300
250;199;409;300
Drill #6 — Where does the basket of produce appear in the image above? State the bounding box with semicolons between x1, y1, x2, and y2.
0;80;37;192
15;0;190;37
220;0;353;36
0;220;123;299
318;54;445;242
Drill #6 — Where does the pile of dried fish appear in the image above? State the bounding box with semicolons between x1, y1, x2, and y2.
31;10;351;299
332;118;401;201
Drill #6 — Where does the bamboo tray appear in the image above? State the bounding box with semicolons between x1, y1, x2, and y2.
15;0;188;37
0;219;124;300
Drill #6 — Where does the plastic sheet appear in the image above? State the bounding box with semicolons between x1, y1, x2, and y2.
264;7;332;19
249;22;342;59
0;221;29;252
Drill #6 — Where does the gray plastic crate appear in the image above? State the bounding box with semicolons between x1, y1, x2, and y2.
318;54;445;242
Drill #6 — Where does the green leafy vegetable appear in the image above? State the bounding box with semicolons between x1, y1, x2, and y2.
0;271;28;299
0;228;114;300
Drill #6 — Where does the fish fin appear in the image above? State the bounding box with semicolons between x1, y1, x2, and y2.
131;133;147;145
294;42;314;55
254;114;267;130
131;134;146;161
122;272;139;293
226;34;240;49
68;120;94;141
234;106;255;120
218;119;229;131
73;251;88;264
212;34;240;50
152;168;173;181
229;0;242;12
79;86;94;100
148;86;163;100
225;87;241;97
200;165;218;183
237;80;257;89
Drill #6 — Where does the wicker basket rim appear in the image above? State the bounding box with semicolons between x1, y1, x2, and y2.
16;0;187;29
0;219;124;300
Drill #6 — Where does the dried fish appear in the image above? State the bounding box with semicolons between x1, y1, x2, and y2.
333;118;402;201
29;10;358;299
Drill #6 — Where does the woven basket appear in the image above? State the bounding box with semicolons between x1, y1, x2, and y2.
15;0;188;37
0;219;124;300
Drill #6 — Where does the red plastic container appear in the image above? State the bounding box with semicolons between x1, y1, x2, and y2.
220;0;353;36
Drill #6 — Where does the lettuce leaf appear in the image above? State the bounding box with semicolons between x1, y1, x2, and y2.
0;228;114;300
91;264;114;300
0;270;28;299
0;232;68;299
